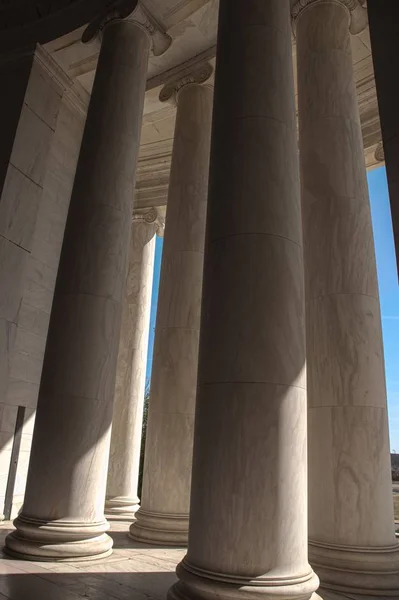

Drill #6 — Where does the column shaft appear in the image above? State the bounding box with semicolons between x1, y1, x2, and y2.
5;18;150;561
130;80;213;545
296;0;399;595
169;1;319;599
106;214;158;517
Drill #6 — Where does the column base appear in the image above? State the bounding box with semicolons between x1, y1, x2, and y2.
168;559;320;600
129;508;188;546
105;495;140;518
309;539;399;597
4;514;113;562
317;590;399;600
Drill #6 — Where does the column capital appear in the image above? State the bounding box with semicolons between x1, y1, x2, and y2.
159;63;213;105
82;0;172;56
291;0;368;35
133;207;165;237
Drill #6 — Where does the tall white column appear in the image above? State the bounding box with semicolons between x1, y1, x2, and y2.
5;4;171;562
169;1;319;600
130;65;213;546
106;208;163;517
294;0;399;595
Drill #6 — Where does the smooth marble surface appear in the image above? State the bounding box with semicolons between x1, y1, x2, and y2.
24;59;62;131
0;519;183;600
307;294;386;409
136;407;194;512
10;105;54;188
0;49;59;323
0;166;42;253
296;0;399;595
148;328;200;417
302;193;378;298
5;21;151;561
131;82;213;546
189;383;308;575
0;239;27;325
0;94;84;518
206;116;302;245
198;234;306;388
106;216;157;516
169;2;318;600
309;405;394;547
0;50;64;520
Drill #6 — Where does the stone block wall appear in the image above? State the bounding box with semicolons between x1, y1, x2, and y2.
0;46;87;518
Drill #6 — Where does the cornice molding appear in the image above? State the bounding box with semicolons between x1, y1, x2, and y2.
35;43;71;91
35;44;89;116
82;0;171;57
291;0;368;35
63;80;91;117
159;62;213;105
132;207;165;237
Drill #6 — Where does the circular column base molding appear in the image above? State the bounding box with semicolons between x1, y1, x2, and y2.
309;539;399;595
129;508;188;546
105;495;140;519
5;515;113;562
168;560;320;600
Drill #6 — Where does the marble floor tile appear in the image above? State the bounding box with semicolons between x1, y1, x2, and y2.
0;520;182;600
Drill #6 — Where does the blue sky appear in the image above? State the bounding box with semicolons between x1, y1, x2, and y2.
146;236;163;384
146;166;399;450
369;167;399;451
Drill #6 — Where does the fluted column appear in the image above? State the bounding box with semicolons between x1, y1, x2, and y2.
130;65;214;546
106;208;164;517
294;0;399;596
5;2;171;562
168;1;319;600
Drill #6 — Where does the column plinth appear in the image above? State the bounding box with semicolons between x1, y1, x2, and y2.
106;208;163;519
129;65;214;547
170;562;319;600
106;497;141;517
5;3;169;562
168;1;319;599
294;0;399;596
5;517;112;562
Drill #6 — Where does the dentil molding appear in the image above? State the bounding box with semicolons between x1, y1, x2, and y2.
291;0;368;35
82;0;172;57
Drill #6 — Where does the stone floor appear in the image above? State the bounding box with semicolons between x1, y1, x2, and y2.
0;519;185;600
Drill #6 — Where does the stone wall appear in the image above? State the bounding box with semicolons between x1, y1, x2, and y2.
0;47;87;518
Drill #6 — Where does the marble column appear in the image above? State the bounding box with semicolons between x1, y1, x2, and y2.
294;0;399;595
106;208;163;517
169;1;319;600
5;4;171;562
129;65;214;546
